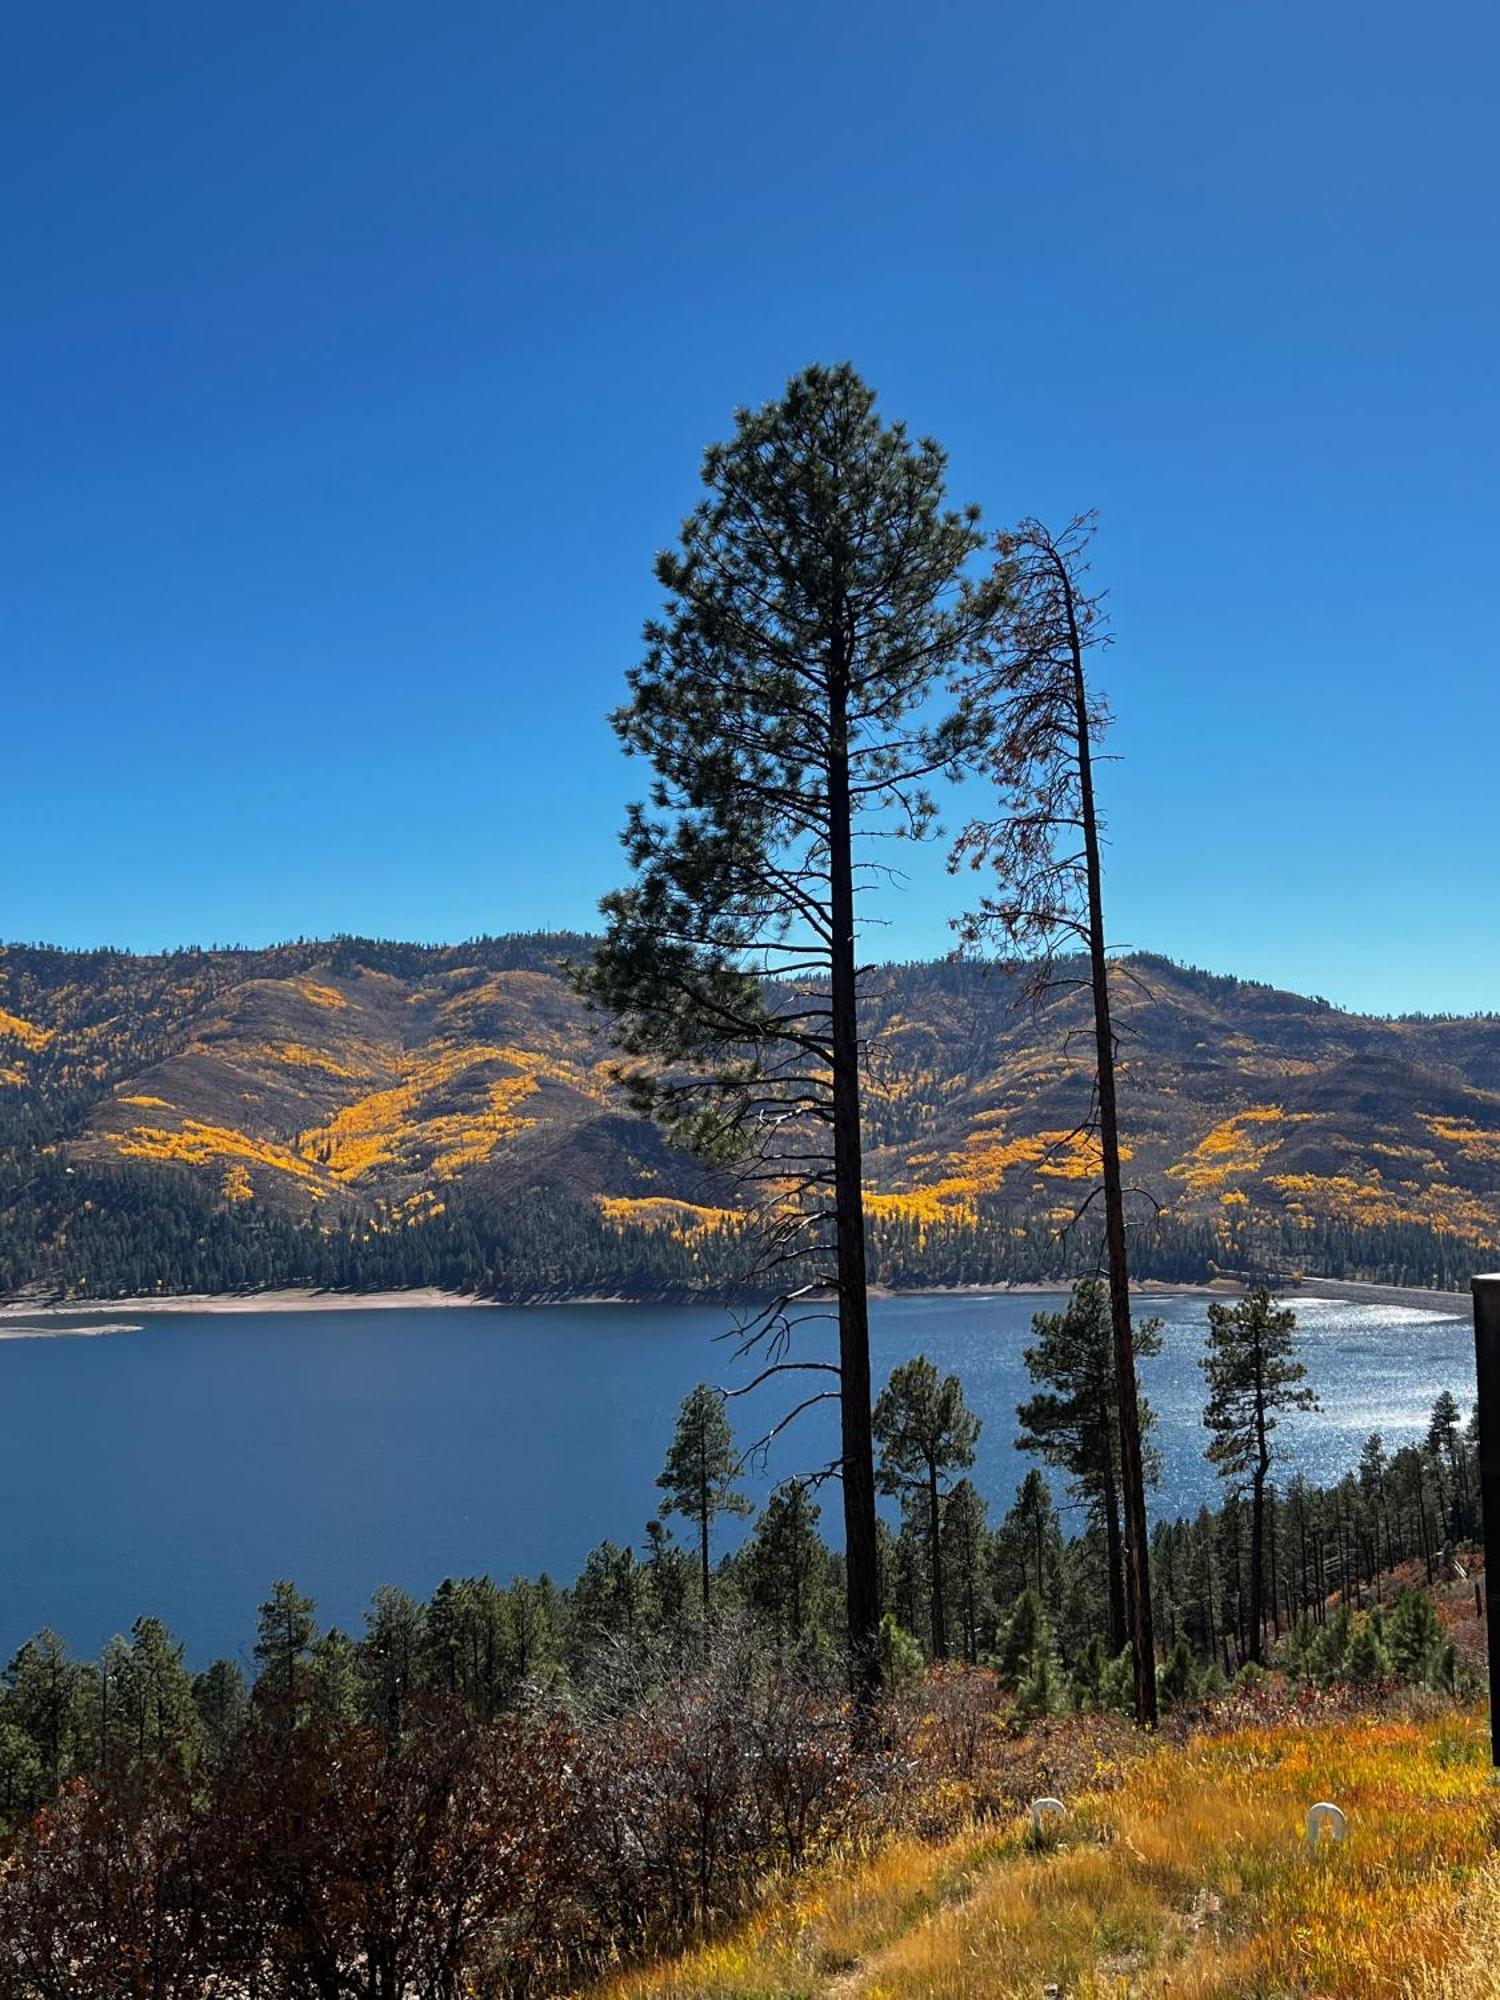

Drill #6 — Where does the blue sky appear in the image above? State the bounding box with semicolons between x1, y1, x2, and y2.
4;2;1496;1015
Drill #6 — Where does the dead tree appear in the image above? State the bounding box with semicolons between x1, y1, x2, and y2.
950;512;1158;1724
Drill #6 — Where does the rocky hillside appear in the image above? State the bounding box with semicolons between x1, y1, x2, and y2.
1;934;1496;1296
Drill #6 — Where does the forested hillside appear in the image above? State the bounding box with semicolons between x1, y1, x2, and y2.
1;933;1495;1298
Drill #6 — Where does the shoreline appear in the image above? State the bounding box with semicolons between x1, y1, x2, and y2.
0;1286;494;1319
0;1275;1470;1321
1268;1275;1474;1320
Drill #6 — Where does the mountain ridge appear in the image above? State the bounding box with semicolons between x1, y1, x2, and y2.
1;934;1496;1298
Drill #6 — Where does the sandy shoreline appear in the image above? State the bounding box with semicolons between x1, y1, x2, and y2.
0;1275;1472;1321
0;1286;491;1319
0;1319;145;1341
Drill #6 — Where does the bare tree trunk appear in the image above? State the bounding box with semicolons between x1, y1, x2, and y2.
1065;578;1157;1725
828;667;881;1706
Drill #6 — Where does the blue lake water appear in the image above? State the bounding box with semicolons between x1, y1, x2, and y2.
0;1291;1474;1665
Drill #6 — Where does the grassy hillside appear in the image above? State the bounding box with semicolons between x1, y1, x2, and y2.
1;934;1496;1296
598;1703;1497;1999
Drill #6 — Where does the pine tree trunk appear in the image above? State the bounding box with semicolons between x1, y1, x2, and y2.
1249;1463;1267;1664
1249;1361;1268;1663
927;1466;948;1659
1314;1529;1326;1623
1267;1490;1281;1639
828;665;882;1706
1067;583;1157;1725
1295;1502;1307;1618
1100;1398;1128;1655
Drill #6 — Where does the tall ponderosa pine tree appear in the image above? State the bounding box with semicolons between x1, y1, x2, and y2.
950;512;1158;1723
1200;1287;1318;1663
743;1481;827;1645
1017;1278;1161;1655
580;364;1004;1698
252;1581;317;1730
873;1355;981;1660
657;1384;752;1614
940;1477;990;1664
1425;1390;1467;1544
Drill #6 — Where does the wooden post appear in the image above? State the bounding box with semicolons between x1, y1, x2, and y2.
1471;1276;1500;1765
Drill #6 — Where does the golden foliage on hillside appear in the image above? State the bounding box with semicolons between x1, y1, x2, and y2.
869;1122;1124;1231
297;1047;546;1182
1269;1170;1497;1238
0;1007;53;1052
295;980;348;1010
115;1118;324;1187
1423;1114;1500;1165
4;940;1499;1252
1168;1105;1307;1196
596;1195;741;1236
244;1041;375;1079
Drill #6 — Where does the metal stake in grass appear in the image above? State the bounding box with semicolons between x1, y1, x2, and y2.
1306;1802;1346;1851
1029;1797;1067;1839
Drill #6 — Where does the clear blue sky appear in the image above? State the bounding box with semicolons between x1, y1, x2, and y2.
5;2;1496;1015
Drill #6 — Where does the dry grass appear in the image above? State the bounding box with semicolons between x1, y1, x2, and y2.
594;1704;1499;1999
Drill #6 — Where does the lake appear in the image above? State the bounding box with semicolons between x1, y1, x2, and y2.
0;1290;1474;1664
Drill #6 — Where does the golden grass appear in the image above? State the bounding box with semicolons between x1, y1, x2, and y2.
597;1708;1497;2000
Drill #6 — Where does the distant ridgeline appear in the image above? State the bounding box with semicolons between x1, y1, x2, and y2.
0;934;1495;1300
